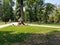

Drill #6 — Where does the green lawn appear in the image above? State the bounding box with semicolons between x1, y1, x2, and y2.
0;26;60;45
0;26;59;34
0;22;5;25
39;23;60;26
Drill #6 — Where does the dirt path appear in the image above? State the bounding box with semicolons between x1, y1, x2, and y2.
0;22;60;28
28;24;60;28
0;22;18;28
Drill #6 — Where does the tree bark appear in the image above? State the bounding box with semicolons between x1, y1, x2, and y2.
20;0;25;25
21;0;24;21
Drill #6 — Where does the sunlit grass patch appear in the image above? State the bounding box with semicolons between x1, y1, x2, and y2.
0;26;59;34
0;22;5;25
0;26;60;44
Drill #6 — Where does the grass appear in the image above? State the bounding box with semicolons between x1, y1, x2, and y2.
0;22;5;25
39;23;60;26
0;26;59;34
0;26;60;45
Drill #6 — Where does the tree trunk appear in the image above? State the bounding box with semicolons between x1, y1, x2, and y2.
20;0;25;25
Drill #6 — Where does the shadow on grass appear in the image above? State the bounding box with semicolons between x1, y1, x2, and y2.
0;30;60;45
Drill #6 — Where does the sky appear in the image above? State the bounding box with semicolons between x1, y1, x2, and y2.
45;0;60;6
13;0;16;10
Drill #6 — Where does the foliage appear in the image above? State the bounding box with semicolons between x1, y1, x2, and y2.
0;0;60;23
54;8;60;23
24;0;56;23
25;0;44;22
0;0;14;22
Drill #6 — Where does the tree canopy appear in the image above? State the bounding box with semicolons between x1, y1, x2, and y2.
0;0;60;23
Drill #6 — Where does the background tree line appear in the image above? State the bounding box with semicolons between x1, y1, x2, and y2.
0;0;60;23
0;0;14;23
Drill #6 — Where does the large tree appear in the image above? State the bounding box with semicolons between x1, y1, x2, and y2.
16;0;55;23
20;0;24;21
43;3;55;23
54;8;60;23
16;0;25;25
1;0;14;23
25;0;44;22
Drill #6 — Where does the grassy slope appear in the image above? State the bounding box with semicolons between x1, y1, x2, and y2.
0;22;5;25
39;23;60;26
0;26;60;45
0;26;59;34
